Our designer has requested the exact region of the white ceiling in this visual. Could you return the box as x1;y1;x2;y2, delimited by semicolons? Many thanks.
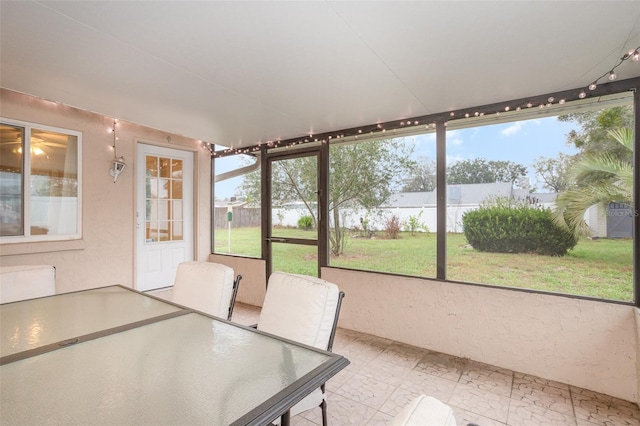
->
1;1;640;149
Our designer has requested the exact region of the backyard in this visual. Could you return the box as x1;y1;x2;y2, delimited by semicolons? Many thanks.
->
214;227;634;302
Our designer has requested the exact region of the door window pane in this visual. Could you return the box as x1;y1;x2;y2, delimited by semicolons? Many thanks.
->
145;155;184;243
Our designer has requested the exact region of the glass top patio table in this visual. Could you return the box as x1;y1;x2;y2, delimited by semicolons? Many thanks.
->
0;286;349;425
0;285;183;359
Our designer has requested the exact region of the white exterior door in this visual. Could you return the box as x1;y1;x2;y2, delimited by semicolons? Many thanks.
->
136;144;194;291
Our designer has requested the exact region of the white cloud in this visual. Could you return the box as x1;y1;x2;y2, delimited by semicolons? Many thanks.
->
446;130;464;146
501;121;525;136
449;137;463;146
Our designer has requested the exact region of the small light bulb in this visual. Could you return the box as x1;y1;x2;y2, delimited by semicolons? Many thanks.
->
579;91;587;99
527;102;533;108
608;71;617;81
465;113;469;118
559;99;566;104
504;106;510;112
588;82;597;90
548;97;554;103
633;50;640;61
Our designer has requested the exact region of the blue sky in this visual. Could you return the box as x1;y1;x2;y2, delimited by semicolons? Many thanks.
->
215;115;581;199
409;116;579;165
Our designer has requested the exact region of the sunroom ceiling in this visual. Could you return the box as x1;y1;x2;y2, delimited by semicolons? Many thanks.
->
1;1;639;149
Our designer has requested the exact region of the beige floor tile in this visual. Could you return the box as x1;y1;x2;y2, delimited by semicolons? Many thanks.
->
414;350;467;382
459;361;514;397
571;387;640;426
378;386;424;417
507;399;577;426
334;372;399;410
451;405;508;426
358;358;414;387
332;328;362;351
227;304;640;426
351;333;394;351
398;369;458;403
366;410;394;425
290;413;319;425
449;383;511;423
303;393;378;425
375;343;425;369
511;373;573;415
513;372;570;391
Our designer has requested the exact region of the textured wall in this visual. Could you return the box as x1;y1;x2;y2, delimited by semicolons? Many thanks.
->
636;308;640;406
321;267;637;404
209;254;266;307
0;89;212;292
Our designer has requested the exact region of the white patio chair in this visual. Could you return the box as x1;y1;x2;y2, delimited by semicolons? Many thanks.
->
0;265;56;304
171;261;241;320
390;394;458;426
256;272;345;426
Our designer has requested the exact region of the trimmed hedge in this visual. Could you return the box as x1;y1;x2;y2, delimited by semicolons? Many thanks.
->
462;205;577;256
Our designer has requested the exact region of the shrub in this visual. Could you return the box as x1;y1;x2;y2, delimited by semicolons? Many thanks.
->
384;215;402;239
462;204;577;256
404;211;429;235
297;215;313;231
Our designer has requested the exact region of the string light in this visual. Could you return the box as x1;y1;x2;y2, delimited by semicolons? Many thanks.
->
208;46;639;158
585;45;639;93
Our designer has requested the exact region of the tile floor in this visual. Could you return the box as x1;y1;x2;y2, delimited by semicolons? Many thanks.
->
151;289;640;426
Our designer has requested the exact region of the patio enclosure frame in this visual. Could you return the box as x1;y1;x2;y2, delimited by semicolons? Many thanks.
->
211;77;640;307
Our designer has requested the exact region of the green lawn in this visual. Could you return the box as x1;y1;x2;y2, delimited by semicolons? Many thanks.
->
214;227;634;301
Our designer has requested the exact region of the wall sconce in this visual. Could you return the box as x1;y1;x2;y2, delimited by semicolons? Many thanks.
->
109;120;126;183
110;156;126;183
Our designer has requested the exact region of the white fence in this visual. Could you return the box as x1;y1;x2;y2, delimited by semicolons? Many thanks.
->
271;202;606;235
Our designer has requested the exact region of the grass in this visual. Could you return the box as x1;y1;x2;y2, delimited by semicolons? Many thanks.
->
214;227;635;302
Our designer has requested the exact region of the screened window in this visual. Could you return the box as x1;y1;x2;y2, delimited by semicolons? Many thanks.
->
0;120;81;242
445;93;635;302
322;93;635;302
328;135;438;277
213;153;261;257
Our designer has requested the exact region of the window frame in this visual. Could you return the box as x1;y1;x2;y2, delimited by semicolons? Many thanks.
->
209;79;639;307
0;117;83;244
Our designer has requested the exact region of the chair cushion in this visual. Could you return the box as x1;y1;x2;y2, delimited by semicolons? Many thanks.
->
390;394;457;426
0;265;56;304
172;261;235;318
257;272;340;350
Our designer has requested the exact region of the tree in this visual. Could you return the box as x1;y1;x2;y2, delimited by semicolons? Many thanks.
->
558;106;633;186
402;157;436;192
532;153;575;192
240;139;415;257
447;158;527;185
329;140;415;255
559;106;633;158
553;128;634;238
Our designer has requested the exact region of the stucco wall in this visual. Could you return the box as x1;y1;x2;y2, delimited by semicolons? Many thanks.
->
0;89;212;293
209;254;266;307
636;308;640;406
321;267;637;404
